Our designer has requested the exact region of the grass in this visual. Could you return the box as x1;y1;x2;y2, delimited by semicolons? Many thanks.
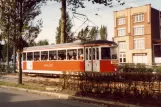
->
0;81;46;91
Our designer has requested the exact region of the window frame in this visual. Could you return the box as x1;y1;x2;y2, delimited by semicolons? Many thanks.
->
117;17;126;25
119;53;126;63
117;28;126;36
118;41;126;52
134;14;144;23
67;49;77;60
23;53;26;61
134;38;145;49
101;47;111;60
133;25;144;36
34;51;40;61
49;50;57;60
27;52;33;61
41;51;49;61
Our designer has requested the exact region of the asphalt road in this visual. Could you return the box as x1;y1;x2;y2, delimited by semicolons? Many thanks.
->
0;88;102;107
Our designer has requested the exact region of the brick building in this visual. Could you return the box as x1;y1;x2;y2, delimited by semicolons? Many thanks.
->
113;4;161;65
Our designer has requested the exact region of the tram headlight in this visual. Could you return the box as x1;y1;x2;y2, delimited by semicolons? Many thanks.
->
114;68;117;72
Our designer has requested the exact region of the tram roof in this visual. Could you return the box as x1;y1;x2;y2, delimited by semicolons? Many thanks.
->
23;40;117;51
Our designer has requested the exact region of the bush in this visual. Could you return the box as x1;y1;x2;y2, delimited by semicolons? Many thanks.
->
119;63;161;73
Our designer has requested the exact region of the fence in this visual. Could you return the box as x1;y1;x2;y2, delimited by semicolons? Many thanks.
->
60;72;161;106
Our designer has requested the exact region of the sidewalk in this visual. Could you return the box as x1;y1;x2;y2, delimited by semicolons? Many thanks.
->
0;85;141;107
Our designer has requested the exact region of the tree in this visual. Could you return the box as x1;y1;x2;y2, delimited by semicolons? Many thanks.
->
100;25;107;40
77;26;89;42
89;27;98;41
53;0;125;43
55;12;74;44
77;26;98;42
0;0;45;84
36;39;49;46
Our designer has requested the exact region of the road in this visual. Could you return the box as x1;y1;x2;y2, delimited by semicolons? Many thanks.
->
0;88;102;107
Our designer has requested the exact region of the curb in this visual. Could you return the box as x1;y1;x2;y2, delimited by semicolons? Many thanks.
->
0;85;141;107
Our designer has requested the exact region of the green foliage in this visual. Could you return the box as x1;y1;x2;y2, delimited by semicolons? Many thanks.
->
36;39;49;46
0;0;44;51
99;25;107;40
55;12;74;44
119;63;161;73
89;27;98;40
77;26;98;42
0;0;45;84
77;26;89;42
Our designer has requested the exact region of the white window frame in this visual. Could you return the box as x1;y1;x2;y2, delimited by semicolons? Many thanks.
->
118;41;126;52
118;28;126;36
134;38;145;49
134;25;144;36
134;14;144;23
118;17;125;25
133;53;147;64
119;53;126;63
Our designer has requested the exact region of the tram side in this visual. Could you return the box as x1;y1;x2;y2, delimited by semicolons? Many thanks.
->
18;40;118;75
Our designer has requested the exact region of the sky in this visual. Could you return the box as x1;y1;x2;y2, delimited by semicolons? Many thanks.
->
35;0;161;44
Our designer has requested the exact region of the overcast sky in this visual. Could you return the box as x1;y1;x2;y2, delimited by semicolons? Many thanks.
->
35;0;161;44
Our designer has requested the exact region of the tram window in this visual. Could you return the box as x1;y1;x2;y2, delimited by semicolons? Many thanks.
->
101;47;111;59
34;52;40;61
23;53;26;61
41;51;48;60
49;51;57;60
78;49;83;60
86;48;88;60
27;52;33;61
67;49;77;60
111;48;117;59
89;48;92;60
112;54;117;59
93;48;95;60
58;50;66;60
96;48;99;60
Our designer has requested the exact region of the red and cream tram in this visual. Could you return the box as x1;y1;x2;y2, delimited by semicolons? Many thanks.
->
21;40;118;75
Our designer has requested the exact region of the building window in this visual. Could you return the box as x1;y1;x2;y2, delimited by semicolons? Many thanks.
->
118;28;126;36
133;53;147;64
134;14;144;23
118;17;125;25
118;41;126;51
119;53;126;63
134;39;145;49
134;26;144;35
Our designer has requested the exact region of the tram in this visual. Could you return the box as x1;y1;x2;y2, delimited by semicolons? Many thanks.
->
20;40;118;75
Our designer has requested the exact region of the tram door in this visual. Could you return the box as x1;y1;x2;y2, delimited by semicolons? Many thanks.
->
85;47;100;72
